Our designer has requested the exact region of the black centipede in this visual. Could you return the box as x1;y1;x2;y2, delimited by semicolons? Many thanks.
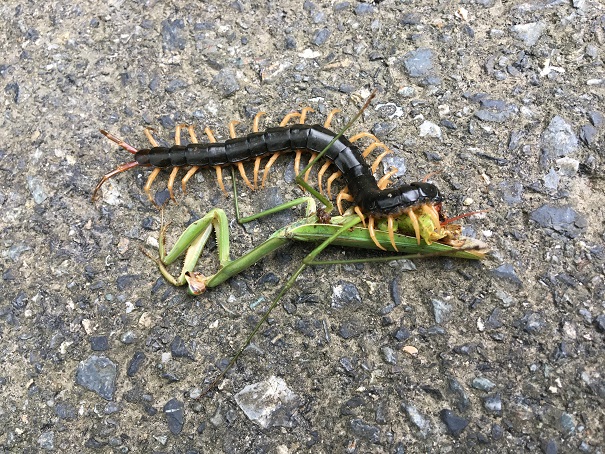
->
93;108;444;248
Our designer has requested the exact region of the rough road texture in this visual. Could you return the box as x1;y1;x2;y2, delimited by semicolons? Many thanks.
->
1;1;604;452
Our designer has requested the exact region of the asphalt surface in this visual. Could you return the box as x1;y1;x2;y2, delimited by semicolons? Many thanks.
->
0;0;604;452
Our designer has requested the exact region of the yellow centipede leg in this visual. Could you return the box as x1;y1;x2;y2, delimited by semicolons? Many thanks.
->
144;168;162;206
317;161;332;194
387;215;398;252
326;171;342;200
354;206;366;228
349;131;380;143
166;124;189;202
377;167;399;190
336;188;353;215
324;109;341;128
407;208;421;245
252;112;266;189
261;152;281;188
368;216;387;251
215;166;227;195
237;162;254;190
181;125;199;194
371;149;393;174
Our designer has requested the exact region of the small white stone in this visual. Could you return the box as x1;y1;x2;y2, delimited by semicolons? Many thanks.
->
418;121;442;139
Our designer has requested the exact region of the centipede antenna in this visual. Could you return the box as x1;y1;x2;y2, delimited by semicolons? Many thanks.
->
422;170;442;182
441;209;489;226
100;130;139;155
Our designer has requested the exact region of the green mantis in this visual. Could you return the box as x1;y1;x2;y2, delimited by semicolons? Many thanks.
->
140;94;488;393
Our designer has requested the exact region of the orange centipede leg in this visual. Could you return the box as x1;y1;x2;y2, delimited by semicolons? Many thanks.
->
304;152;318;183
252;112;266;189
228;120;240;139
280;112;301;127
349;131;380;143
299;107;314;124
294;150;302;177
368;216;387;251
237;162;254;190
166;123;189;202
407;208;421;245
317;161;332;194
181;124;200;194
144;168;162;206
371;149;393;174
377;167;399;190
360;142;385;159
261;152;281;188
229;120;254;190
387;215;398;252
326;171;342;199
142;128;161;206
354;206;366;227
215;166;227;195
324;109;341;128
336;188;353;215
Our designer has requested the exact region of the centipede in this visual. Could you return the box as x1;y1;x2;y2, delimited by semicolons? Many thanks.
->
93;107;444;250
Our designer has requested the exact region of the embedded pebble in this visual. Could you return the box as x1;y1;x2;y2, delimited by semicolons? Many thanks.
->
164;398;185;434
431;298;452;324
350;418;380;443
555;157;579;176
403;404;431;438
491;263;522;286
418;121;442;139
171;335;194;359
75;355;117;400
484;393;502;414
543;168;560;190
161;19;186;51
27;176;49;204
312;28;331;46
212;68;240;97
38;431;54;450
403;48;435;78
540;116;579;167
90;335;109;351
440;409;469;437
579;124;597;146
530;205;586;237
234;376;302;429
331;281;362;309
127;351;146;377
472;377;496;391
510;22;546;46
